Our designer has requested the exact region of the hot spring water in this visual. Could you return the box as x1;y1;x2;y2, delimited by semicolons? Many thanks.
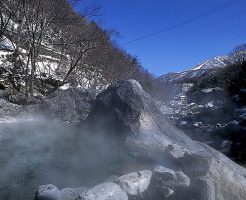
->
0;118;137;200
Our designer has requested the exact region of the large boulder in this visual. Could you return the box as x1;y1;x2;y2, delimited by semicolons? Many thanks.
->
88;79;201;151
40;88;96;121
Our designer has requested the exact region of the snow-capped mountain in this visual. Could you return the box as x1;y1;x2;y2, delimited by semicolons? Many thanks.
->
159;56;231;83
191;56;231;70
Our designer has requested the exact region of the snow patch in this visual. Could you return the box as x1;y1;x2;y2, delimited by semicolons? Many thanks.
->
202;87;223;93
60;83;70;90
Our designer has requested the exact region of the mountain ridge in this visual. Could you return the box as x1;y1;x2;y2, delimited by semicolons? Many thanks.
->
159;55;232;83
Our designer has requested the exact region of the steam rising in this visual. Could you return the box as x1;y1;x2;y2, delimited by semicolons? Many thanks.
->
0;117;135;200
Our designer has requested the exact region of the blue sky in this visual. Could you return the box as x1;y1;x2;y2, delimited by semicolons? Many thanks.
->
79;0;246;76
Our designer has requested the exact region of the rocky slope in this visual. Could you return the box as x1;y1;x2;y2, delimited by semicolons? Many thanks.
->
31;80;246;200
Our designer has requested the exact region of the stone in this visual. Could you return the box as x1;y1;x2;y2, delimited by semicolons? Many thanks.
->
34;184;61;200
181;151;212;177
166;144;186;159
40;88;96;121
159;186;174;198
174;171;190;187
80;182;128;200
153;166;190;188
60;187;87;200
153;165;175;175
116;170;152;195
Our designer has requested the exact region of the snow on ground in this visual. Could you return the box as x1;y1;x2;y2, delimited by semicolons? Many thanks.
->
202;87;223;93
60;83;70;90
0;37;108;92
205;101;214;108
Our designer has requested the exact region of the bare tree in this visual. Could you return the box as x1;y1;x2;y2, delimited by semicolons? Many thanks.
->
0;0;22;42
55;19;109;87
231;44;246;65
16;0;78;98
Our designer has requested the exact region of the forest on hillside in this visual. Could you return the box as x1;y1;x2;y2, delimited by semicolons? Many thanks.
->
0;0;154;104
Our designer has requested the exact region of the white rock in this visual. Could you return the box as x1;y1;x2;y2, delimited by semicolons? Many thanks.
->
35;184;61;200
116;170;152;195
60;187;87;200
153;166;190;188
154;165;175;175
80;182;128;200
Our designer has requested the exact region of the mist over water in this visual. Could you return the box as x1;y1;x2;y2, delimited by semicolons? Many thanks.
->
0;117;136;200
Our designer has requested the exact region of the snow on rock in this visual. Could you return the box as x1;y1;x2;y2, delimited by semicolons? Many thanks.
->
115;170;152;195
